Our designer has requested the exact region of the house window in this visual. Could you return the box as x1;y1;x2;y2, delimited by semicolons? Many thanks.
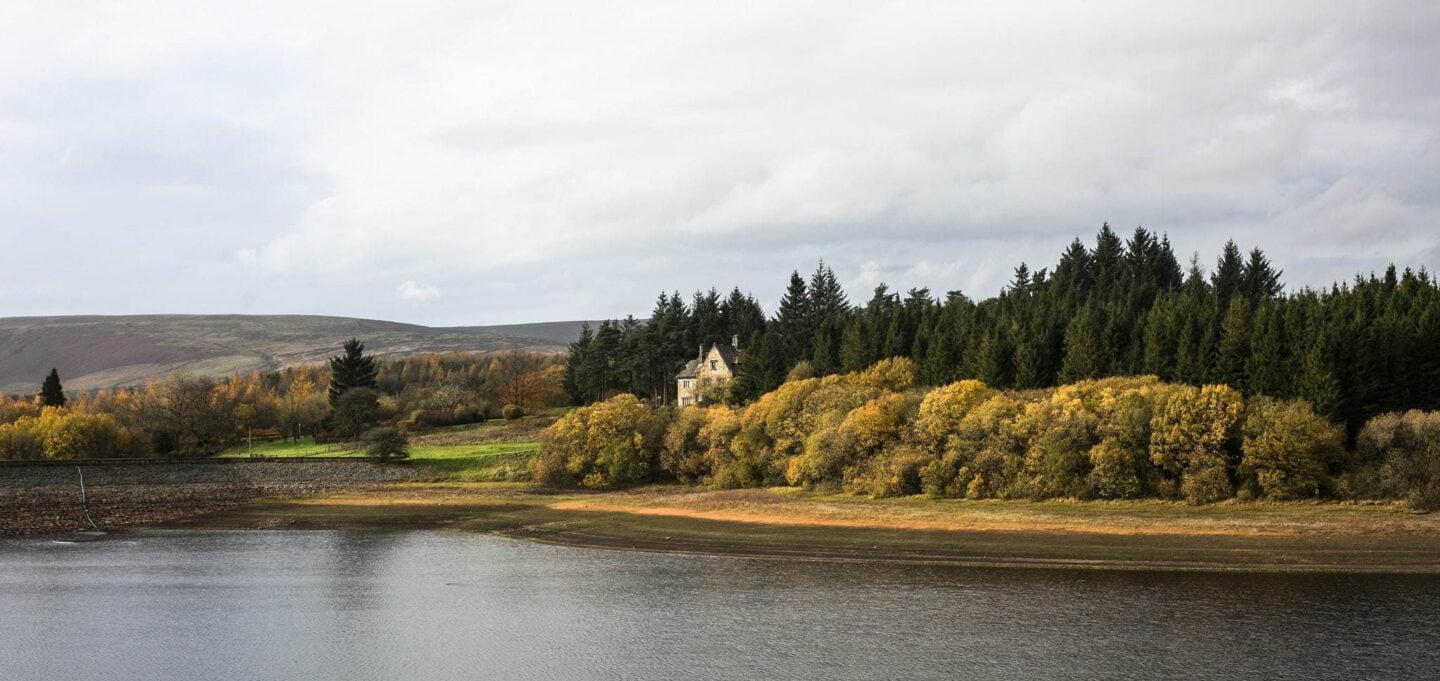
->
710;360;718;371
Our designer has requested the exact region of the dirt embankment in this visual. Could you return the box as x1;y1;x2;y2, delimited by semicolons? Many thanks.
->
179;485;1440;573
0;460;419;536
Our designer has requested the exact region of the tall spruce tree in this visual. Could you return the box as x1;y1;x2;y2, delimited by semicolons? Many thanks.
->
1059;304;1106;382
39;368;66;408
1215;297;1252;388
328;339;379;406
563;323;594;404
773;271;811;369
1211;240;1245;305
1240;247;1284;300
1297;338;1341;420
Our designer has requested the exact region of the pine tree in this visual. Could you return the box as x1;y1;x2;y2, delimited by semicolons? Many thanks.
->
811;320;840;374
39;368;66;408
1297;339;1341;420
690;288;723;346
328;339;379;406
1092;223;1125;290
718;287;766;344
1215;296;1252;389
563;323;593;404
838;319;868;373
1059;304;1106;382
1211;240;1244;305
732;328;785;399
774;271;811;368
1009;263;1033;295
1245;301;1289;396
808;260;850;319
1141;300;1177;379
1240;247;1284;300
976;329;1014;388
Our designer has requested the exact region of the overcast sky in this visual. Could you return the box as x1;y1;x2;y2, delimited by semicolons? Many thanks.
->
2;1;1437;326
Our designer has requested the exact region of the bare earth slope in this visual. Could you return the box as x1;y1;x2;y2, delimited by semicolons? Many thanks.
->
0;314;588;393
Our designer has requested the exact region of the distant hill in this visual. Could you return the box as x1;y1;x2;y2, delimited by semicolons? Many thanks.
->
0;315;590;394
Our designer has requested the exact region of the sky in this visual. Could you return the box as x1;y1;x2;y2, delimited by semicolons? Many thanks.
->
2;1;1437;326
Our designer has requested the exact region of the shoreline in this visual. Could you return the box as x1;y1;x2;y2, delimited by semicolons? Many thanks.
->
151;484;1440;574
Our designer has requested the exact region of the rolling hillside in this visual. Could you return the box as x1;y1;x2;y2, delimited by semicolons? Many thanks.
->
0;315;588;394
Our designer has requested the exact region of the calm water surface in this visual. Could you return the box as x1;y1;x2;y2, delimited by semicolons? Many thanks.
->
1;530;1437;680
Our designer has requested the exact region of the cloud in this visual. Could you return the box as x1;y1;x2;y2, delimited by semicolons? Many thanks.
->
397;280;441;303
0;1;1437;324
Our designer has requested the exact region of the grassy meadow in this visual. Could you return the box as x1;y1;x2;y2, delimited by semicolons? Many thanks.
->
221;419;542;482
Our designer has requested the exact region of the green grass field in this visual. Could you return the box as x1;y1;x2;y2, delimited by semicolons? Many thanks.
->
221;420;541;482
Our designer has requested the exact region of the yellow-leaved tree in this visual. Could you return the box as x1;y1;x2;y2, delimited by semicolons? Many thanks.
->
1149;384;1244;503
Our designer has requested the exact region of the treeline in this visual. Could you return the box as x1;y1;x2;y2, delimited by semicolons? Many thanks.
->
565;225;1440;436
0;349;566;460
536;359;1440;509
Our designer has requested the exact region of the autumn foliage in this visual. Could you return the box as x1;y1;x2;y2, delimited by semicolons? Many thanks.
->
531;358;1429;504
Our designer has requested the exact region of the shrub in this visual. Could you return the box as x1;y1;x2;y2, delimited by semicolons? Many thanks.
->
533;394;664;488
1088;439;1144;498
0;408;136;460
1016;397;1098;498
661;407;709;482
856;357;918;393
1238;398;1342;499
1358;410;1440;510
37;409;134;459
0;417;44;460
851;443;932;497
363;427;410;461
914;380;995;448
788;392;915;488
919;394;1026;498
502;404;525;420
1149;384;1243;503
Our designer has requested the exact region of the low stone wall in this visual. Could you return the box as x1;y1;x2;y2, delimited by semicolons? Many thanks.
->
0;459;420;536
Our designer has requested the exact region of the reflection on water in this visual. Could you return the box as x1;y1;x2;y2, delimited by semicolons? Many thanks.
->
1;530;1437;680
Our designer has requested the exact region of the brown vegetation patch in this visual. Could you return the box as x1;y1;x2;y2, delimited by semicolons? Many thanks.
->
546;487;1440;538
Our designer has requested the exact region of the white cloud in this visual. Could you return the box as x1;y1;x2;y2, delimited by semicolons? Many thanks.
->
397;280;441;303
0;1;1437;324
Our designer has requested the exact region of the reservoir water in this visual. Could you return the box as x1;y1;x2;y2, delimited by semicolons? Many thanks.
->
2;529;1437;680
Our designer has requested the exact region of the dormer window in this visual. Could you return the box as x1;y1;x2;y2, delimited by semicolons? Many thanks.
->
710;360;718;371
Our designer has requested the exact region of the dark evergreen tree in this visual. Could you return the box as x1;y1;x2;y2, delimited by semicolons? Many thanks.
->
1245;301;1289;396
1211;240;1245;305
773;271;812;369
1059;304;1106;382
1241;247;1284;300
1297;338;1341;421
718;288;767;345
327;339;379;406
808;260;851;319
40;368;66;408
563;323;594;404
1215;297;1252;388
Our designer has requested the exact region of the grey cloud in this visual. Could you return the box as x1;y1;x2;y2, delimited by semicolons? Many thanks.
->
0;1;1436;325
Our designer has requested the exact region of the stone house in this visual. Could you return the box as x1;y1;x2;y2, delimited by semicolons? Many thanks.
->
676;335;741;407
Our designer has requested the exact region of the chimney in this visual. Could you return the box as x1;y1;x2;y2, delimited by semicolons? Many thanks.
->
732;334;740;350
699;343;705;361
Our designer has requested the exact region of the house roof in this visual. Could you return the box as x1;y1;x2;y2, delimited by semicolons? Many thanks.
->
676;359;700;379
715;344;741;367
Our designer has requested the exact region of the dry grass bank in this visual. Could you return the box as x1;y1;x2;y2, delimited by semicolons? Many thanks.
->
171;484;1440;573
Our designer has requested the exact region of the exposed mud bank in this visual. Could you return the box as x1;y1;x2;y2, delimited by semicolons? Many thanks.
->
0;460;419;536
